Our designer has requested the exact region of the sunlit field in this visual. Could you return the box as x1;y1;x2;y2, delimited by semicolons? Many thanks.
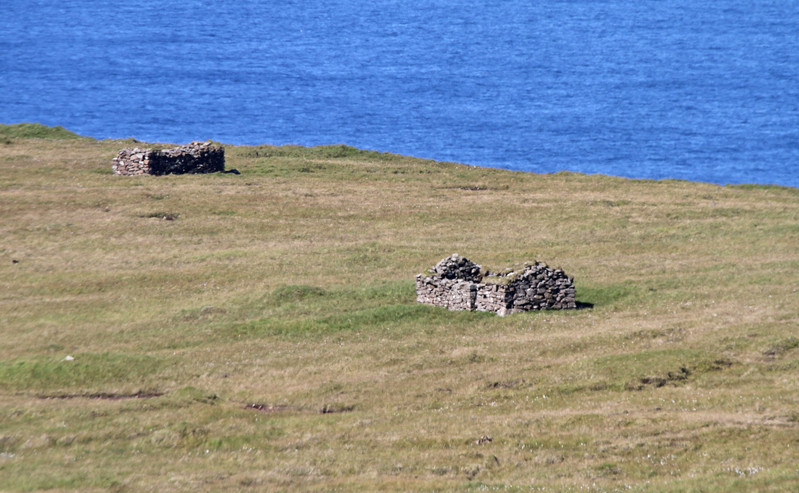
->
1;124;797;491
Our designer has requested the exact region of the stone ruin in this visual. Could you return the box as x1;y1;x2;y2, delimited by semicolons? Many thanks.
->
112;141;225;176
416;254;577;316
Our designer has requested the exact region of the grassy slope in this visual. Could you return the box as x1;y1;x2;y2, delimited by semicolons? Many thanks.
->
0;124;797;491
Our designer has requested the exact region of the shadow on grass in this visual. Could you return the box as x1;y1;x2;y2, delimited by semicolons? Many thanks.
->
575;282;639;310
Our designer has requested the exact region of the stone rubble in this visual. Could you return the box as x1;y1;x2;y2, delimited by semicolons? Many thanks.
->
112;141;225;176
430;254;483;281
416;254;577;316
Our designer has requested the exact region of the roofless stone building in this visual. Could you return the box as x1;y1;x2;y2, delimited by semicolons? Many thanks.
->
416;254;576;316
112;141;225;176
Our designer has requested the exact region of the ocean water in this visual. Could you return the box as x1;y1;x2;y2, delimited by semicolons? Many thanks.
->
2;0;798;186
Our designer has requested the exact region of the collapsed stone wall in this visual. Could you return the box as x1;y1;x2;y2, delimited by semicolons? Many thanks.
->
416;254;576;316
112;141;225;176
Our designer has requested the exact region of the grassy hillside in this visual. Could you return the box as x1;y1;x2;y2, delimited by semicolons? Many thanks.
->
1;123;797;491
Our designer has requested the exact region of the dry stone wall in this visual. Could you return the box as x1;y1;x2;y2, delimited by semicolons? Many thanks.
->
112;141;225;176
416;254;576;316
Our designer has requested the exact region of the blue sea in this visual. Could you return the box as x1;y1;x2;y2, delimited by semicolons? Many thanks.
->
2;1;798;186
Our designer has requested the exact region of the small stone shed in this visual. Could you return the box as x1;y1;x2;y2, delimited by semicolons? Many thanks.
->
112;141;225;176
416;254;577;316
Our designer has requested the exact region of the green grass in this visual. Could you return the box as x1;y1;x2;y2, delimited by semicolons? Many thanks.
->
0;123;86;140
1;125;798;491
0;353;165;392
